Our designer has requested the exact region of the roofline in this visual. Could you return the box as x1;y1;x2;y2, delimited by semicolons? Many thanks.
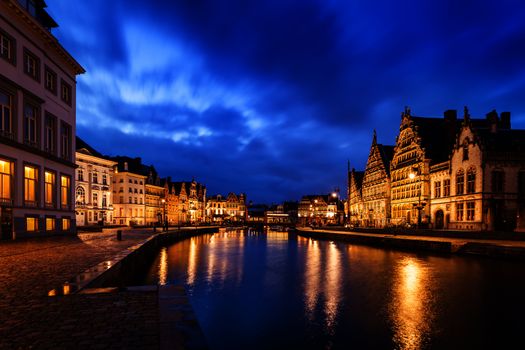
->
114;171;148;179
76;151;117;166
5;0;85;75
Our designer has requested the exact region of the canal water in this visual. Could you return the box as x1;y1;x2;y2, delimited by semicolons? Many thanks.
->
140;229;525;349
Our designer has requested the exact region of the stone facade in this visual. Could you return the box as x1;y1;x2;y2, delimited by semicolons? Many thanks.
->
298;194;339;226
163;178;206;225
348;106;525;231
347;169;364;226
206;193;246;223
361;131;393;227
111;158;147;226
75;137;116;226
0;0;84;239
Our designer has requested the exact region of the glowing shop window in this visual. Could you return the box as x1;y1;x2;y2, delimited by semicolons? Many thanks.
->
26;217;38;232
62;218;70;230
46;218;55;231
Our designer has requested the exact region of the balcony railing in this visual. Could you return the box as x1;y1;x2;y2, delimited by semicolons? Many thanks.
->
0;198;13;206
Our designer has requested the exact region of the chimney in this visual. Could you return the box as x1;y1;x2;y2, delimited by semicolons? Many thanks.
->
500;111;511;129
444;109;457;122
486;109;499;133
124;162;128;171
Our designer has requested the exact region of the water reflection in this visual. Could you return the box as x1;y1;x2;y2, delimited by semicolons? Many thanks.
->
324;242;341;332
304;238;321;320
158;247;168;285
390;257;434;350
187;238;198;286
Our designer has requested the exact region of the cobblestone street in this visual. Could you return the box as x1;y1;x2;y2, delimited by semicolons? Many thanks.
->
0;229;160;349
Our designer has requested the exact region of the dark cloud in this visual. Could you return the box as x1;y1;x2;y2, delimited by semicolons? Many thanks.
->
48;0;525;203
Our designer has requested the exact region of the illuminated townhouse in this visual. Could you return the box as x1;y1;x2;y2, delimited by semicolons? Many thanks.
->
163;178;206;225
0;0;84;238
111;157;147;226
75;137;116;226
347;169;364;227
206;192;246;223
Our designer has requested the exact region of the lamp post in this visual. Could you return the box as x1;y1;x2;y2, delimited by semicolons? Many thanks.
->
409;167;424;229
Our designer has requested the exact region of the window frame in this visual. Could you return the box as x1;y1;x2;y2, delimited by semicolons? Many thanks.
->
44;65;57;95
23;48;40;82
44;169;56;209
60;79;72;106
60;174;71;210
0;28;16;65
23;163;39;207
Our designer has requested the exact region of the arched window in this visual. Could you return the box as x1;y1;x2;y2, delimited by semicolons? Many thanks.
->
76;186;85;204
456;169;465;195
467;168;476;193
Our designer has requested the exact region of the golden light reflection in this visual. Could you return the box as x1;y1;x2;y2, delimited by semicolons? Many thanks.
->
158;247;168;285
324;241;341;332
62;283;70;295
390;257;434;350
187;238;197;286
304;239;321;320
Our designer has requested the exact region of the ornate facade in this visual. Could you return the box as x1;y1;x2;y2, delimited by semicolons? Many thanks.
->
206;193;246;223
348;106;525;231
163;178;206;225
361;131;393;227
347;169;364;226
75;137;116;226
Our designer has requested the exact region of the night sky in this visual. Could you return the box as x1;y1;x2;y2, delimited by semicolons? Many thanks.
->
47;0;525;203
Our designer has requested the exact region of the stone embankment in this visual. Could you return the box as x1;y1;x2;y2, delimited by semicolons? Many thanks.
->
296;227;525;259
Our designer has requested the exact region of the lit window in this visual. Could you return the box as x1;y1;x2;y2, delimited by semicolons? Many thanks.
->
456;170;465;195
467;168;476;194
76;186;85;205
24;165;37;206
77;168;84;181
92;193;98;207
62;218;70;231
0;90;13;139
46;217;55;231
26;217;38;232
61;175;70;209
456;202;464;221
44;171;55;208
443;179;450;197
0;159;12;203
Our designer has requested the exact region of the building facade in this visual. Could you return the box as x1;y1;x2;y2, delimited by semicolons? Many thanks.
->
75;137;116;226
349;106;525;231
347;169;364;227
0;0;84;238
163;178;206;225
206;193;246;223
111;158;146;226
361;131;394;227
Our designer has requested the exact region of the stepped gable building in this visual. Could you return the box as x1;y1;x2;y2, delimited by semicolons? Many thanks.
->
298;194;339;226
361;130;394;227
0;0;84;238
110;156;147;226
75;137;116;226
162;178;206;225
347;168;364;226
206;192;246;223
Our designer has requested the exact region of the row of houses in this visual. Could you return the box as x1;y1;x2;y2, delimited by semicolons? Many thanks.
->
0;0;246;238
346;107;525;231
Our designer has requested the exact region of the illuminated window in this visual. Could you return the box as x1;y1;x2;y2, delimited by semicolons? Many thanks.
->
23;103;39;147
76;186;85;205
77;168;84;181
26;217;38;232
92;171;98;184
62;218;70;231
434;181;441;198
0;159;13;203
23;49;39;81
102;174;107;185
0;90;13;139
466;202;475;221
44;171;55;208
102;194;107;207
0;29;15;64
61;175;70;209
44;66;57;94
24;165;37;206
92;192;98;207
46;217;55;231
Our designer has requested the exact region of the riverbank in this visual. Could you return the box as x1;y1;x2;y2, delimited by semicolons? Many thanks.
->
0;226;215;349
295;227;525;260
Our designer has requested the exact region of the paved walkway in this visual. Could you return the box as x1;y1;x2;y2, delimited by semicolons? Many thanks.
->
303;227;525;247
0;228;159;349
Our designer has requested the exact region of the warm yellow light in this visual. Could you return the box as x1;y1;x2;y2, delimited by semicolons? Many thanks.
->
409;172;416;180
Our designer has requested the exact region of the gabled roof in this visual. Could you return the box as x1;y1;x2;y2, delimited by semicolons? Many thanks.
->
377;144;394;175
351;170;364;190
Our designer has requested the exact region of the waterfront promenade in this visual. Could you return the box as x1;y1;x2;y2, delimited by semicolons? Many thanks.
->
297;227;525;258
0;228;160;349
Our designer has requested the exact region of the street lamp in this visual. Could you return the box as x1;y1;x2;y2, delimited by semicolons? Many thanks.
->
409;167;424;228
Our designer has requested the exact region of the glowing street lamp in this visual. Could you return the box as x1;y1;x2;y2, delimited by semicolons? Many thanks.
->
161;198;167;231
